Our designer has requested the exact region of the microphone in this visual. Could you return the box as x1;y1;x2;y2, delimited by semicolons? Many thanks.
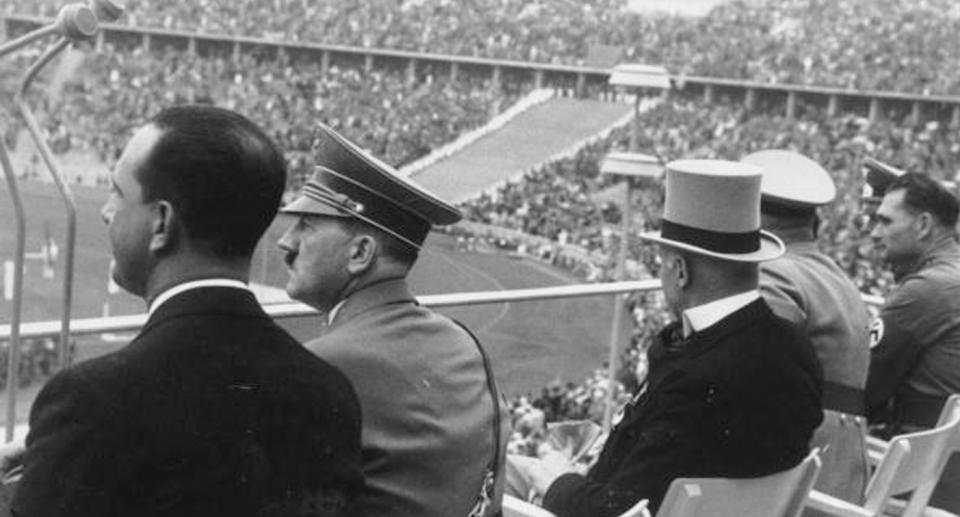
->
89;0;125;23
55;4;99;41
0;3;99;58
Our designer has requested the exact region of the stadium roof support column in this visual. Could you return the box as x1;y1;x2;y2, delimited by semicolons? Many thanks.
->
576;72;586;98
869;98;882;122
745;87;757;111
910;101;922;126
786;91;797;119
828;94;840;117
406;58;416;84
491;65;502;91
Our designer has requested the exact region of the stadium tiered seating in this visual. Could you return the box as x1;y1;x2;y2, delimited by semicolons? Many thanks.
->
9;0;960;93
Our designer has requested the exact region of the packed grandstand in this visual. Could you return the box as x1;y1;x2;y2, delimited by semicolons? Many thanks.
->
1;0;959;460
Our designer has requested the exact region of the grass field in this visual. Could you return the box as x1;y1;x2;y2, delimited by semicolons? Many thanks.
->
0;180;618;425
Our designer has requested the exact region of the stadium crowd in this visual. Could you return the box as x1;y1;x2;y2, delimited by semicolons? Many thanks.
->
1;0;960;512
7;0;960;93
1;46;517;189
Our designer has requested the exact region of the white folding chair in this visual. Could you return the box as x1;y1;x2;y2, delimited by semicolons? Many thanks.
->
866;394;960;466
808;411;960;517
503;495;648;517
652;449;821;517
503;449;820;517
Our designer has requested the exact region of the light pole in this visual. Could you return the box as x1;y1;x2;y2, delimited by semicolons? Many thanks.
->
599;64;669;432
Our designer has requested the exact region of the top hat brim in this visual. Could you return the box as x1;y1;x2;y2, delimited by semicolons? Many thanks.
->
639;229;785;262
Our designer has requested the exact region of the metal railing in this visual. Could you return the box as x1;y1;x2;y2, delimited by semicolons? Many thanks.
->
0;280;886;440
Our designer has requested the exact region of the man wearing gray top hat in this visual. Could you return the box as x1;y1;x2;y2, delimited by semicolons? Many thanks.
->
278;124;509;517
523;160;823;516
744;150;871;505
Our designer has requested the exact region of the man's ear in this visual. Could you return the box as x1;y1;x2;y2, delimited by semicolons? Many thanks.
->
675;254;690;290
148;200;177;254
915;212;934;240
346;233;377;275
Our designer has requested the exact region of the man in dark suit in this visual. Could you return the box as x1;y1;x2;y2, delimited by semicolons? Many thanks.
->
11;105;364;517
277;124;509;517
523;159;823;516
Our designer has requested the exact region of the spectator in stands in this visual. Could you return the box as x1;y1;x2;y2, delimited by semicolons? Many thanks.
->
517;159;823;516
866;172;960;512
277;124;509;517
745;149;870;504
12;105;364;516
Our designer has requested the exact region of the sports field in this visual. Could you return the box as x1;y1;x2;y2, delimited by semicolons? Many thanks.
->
0;180;618;424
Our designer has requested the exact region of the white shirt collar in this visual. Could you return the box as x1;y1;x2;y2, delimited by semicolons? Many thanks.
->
681;290;760;338
326;299;347;326
148;278;249;317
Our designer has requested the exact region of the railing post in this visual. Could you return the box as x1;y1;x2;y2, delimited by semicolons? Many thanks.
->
364;53;373;73
576;72;586;98
450;61;459;82
142;32;150;52
952;104;960;129
187;35;196;55
491;65;501;91
910;101;922;126
703;84;714;104
534;69;544;89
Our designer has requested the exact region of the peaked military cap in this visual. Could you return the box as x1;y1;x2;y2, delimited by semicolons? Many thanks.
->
282;124;462;249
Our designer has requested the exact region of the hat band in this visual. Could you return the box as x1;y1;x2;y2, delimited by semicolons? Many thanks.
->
301;175;429;250
760;199;816;219
660;219;760;254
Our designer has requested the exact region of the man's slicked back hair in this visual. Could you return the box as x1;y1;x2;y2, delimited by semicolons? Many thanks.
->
138;105;287;259
888;173;960;229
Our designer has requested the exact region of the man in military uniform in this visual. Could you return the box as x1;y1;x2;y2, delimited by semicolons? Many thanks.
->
743;150;870;504
518;160;823;516
277;124;509;517
867;172;960;512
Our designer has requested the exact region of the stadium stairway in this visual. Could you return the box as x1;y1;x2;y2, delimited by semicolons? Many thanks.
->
402;90;636;204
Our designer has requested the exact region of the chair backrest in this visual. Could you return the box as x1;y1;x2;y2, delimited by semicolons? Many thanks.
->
655;449;822;517
862;410;960;517
935;394;960;428
502;495;557;517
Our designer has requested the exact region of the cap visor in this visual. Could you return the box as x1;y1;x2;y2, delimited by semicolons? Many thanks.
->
280;195;351;217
